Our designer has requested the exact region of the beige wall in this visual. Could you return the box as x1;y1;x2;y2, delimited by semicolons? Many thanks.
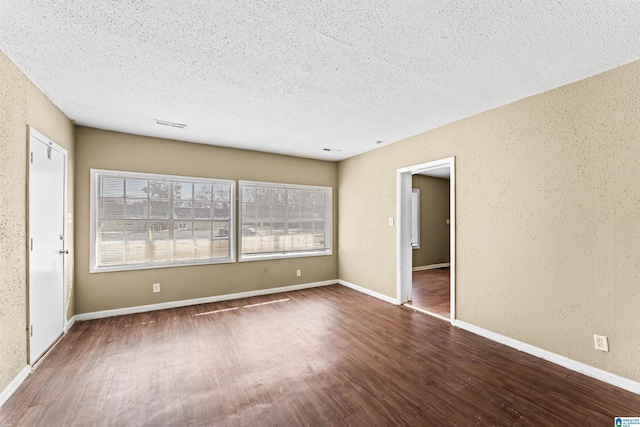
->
339;60;640;382
3;44;639;394
0;52;74;393
74;127;338;313
412;175;450;267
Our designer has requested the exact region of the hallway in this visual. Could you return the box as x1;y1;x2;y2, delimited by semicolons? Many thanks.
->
411;268;450;318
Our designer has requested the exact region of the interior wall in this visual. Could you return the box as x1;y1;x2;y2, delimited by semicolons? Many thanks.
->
338;60;640;382
74;127;338;314
411;175;450;268
0;52;74;393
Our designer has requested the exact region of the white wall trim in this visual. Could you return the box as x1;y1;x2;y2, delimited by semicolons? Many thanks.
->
64;316;76;333
455;320;640;395
74;280;336;322
412;262;451;272
0;365;31;409
397;156;456;324
338;280;399;305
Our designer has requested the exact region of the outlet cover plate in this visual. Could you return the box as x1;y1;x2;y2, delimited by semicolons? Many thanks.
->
593;334;609;352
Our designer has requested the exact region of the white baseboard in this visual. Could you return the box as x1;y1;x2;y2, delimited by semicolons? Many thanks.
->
338;280;399;305
64;316;76;333
0;365;31;409
454;320;640;395
74;280;336;322
412;262;450;272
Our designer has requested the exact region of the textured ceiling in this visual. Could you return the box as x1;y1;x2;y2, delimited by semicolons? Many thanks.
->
2;1;640;161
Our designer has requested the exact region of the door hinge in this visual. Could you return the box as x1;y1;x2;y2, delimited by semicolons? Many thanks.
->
30;152;33;164
29;325;33;337
47;146;52;160
30;238;33;251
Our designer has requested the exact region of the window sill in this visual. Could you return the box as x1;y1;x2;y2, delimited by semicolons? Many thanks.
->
239;250;332;262
90;257;235;273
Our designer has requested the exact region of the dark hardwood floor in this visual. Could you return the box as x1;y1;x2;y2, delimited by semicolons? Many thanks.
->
411;268;450;318
1;284;638;426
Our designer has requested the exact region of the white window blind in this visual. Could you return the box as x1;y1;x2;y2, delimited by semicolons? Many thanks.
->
411;188;420;248
91;169;235;272
239;181;332;260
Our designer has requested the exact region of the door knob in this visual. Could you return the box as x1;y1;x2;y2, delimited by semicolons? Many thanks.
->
60;249;69;254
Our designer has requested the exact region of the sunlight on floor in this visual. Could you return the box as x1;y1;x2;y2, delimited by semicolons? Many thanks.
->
195;298;290;316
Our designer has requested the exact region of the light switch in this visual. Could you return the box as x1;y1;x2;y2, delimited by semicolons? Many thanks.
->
389;217;394;226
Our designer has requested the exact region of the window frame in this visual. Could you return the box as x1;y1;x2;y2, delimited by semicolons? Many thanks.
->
90;169;236;273
238;180;333;262
411;188;420;249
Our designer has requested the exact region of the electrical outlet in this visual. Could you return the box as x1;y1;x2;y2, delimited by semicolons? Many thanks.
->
153;283;161;293
296;269;301;277
593;334;609;352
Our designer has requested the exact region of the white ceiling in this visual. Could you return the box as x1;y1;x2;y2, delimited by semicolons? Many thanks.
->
2;1;640;161
418;166;450;180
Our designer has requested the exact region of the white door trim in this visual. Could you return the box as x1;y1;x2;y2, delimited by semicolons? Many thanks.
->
28;126;68;364
397;157;456;324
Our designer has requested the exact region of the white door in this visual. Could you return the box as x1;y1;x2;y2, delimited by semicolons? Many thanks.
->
28;128;67;364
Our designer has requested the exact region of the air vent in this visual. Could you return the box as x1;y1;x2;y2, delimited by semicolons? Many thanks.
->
154;119;187;129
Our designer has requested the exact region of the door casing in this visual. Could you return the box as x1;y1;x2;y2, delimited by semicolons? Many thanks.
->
397;157;456;324
28;126;68;364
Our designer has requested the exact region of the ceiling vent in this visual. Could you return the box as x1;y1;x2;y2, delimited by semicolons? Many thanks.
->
154;119;187;129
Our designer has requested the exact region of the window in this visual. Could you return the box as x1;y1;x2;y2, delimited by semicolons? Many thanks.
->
91;169;235;272
411;188;420;248
239;181;332;260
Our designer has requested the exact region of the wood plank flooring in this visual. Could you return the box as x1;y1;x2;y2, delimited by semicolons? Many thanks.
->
1;284;638;426
411;268;450;318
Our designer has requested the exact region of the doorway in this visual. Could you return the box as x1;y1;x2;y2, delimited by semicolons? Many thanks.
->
28;127;68;364
397;157;455;323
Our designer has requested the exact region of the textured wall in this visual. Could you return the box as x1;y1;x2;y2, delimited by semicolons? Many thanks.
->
0;52;74;394
0;51;28;397
411;175;450;268
26;77;76;323
74;127;338;314
338;60;640;382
